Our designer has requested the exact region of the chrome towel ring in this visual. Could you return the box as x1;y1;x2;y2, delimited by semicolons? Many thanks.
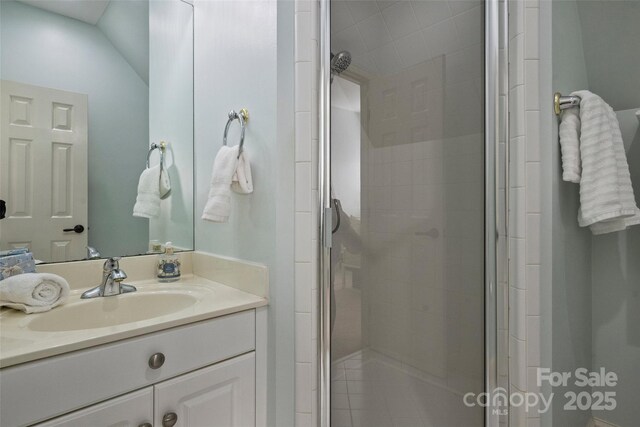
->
146;141;167;172
223;108;249;157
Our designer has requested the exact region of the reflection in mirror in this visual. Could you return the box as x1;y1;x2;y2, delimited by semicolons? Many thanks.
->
0;0;194;263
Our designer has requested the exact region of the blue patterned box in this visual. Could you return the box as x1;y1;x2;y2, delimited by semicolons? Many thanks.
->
0;250;36;280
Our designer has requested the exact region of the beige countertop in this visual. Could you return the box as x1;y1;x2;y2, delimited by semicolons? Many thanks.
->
0;275;267;368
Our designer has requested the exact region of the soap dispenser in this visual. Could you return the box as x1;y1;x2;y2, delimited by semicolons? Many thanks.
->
157;242;181;282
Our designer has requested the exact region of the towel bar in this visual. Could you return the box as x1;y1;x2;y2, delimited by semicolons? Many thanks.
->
554;92;581;115
223;108;249;158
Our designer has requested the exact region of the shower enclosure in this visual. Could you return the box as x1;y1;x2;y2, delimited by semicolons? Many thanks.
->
319;1;507;425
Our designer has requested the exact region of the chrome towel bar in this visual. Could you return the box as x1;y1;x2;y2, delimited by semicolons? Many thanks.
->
554;92;581;115
223;108;249;158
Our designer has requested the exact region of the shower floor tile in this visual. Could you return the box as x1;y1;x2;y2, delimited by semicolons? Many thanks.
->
331;350;483;427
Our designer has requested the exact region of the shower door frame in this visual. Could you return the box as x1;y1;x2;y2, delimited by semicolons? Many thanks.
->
318;0;504;426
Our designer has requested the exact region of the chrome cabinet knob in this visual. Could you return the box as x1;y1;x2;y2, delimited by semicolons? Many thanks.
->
138;423;152;427
148;352;165;369
162;412;178;427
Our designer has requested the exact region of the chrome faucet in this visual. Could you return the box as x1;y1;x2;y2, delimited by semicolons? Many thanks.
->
81;257;137;299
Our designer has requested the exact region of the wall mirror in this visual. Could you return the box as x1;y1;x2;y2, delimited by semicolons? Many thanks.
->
0;0;194;263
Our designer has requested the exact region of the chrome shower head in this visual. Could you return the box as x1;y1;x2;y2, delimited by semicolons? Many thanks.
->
330;51;351;81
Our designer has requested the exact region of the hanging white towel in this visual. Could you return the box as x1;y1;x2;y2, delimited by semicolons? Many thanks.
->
559;108;581;183
560;90;640;234
133;165;162;218
0;273;70;314
202;146;240;223
160;167;171;199
231;150;254;194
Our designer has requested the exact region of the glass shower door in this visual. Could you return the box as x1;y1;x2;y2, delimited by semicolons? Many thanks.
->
328;1;487;425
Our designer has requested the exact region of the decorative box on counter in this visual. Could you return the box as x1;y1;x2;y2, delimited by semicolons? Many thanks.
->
0;249;36;280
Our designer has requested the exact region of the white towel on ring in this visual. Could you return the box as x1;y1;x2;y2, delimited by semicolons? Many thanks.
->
133;165;161;218
202;146;240;223
231;150;253;194
560;90;640;234
0;273;70;313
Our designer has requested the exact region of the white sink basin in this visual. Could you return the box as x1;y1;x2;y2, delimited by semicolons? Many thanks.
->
27;291;198;332
0;276;267;368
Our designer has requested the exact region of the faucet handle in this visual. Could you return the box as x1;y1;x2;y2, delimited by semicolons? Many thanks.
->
103;257;122;271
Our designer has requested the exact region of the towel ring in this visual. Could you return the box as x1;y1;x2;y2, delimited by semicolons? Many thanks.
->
146;141;167;172
223;108;249;157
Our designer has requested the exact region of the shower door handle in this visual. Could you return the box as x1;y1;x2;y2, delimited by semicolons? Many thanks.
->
323;207;332;248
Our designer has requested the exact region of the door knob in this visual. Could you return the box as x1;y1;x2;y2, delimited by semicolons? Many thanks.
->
63;225;85;233
162;412;178;427
148;352;165;369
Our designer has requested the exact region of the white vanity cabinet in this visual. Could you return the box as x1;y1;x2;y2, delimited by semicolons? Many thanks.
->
154;352;255;427
37;352;255;427
35;388;154;427
0;310;261;427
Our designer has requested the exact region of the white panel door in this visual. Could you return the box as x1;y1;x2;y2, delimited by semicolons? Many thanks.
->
154;352;256;427
35;387;154;427
0;80;88;262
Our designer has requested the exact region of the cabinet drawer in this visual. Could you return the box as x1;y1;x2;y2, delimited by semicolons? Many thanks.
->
0;310;255;427
34;387;153;427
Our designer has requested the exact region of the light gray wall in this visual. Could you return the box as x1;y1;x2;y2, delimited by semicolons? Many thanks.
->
576;1;640;111
550;1;593;425
1;0;149;258
193;0;294;425
97;0;149;85
551;2;640;426
590;112;640;427
148;0;194;251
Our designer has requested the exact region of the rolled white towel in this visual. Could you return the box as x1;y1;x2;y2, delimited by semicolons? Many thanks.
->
133;165;162;218
0;273;70;314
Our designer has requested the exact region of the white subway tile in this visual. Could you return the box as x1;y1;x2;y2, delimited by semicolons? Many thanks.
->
509;34;524;87
296;112;312;161
526;162;540;213
296;262;312;313
526;214;540;265
296;312;312;362
296;412;312;427
296;162;312;212
524;8;539;59
510;336;527;391
510;238;526;290
525;111;540;162
295;62;312;112
510;86;525;137
296;212;312;262
526;265;540;315
526;316;540;367
524;60;539;110
296;363;313;413
295;12;312;62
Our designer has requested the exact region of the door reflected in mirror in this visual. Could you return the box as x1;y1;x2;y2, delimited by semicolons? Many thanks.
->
0;0;194;263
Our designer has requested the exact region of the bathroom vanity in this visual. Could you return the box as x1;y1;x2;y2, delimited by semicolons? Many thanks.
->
0;252;269;427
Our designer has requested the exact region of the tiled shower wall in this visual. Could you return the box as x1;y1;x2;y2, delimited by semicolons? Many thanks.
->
361;52;485;397
508;0;542;425
294;1;320;426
